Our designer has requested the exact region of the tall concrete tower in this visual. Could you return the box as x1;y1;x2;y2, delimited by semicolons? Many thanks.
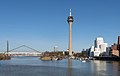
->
67;9;74;56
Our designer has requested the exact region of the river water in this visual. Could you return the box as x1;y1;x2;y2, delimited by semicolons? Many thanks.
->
0;56;120;76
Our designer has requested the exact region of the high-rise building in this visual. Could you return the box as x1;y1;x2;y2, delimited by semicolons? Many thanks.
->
67;9;74;56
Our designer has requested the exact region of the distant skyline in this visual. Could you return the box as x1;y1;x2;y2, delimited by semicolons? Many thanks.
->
0;0;120;52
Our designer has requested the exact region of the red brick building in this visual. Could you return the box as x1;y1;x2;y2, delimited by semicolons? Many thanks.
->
111;36;120;57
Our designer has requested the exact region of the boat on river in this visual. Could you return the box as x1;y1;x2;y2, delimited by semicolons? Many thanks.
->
81;60;86;63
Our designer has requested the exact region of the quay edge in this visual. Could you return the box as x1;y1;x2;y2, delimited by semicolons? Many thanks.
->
94;56;120;61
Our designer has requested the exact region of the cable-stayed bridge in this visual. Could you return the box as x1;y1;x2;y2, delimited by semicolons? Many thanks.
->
3;45;42;56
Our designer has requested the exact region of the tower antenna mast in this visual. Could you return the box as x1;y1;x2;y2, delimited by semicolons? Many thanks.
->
70;9;72;16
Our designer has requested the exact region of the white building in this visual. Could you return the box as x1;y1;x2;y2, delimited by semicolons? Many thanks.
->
99;43;108;53
94;51;101;56
94;37;104;48
94;48;100;56
90;37;108;56
90;46;94;56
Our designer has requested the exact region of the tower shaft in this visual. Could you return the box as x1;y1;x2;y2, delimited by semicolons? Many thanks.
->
69;22;73;56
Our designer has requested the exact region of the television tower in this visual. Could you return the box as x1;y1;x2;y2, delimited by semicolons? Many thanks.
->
67;9;74;56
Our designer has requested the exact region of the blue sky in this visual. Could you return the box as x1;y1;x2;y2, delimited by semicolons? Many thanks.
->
0;0;120;52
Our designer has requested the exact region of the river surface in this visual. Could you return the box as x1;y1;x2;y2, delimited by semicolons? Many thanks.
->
0;56;120;76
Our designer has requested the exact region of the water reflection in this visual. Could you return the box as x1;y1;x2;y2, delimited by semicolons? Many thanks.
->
93;61;107;76
68;59;72;76
91;60;120;76
112;61;120;76
94;61;106;71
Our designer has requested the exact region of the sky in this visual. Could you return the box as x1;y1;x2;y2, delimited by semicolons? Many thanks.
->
0;0;120;52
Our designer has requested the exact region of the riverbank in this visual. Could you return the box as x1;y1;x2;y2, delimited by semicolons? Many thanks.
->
0;54;11;60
